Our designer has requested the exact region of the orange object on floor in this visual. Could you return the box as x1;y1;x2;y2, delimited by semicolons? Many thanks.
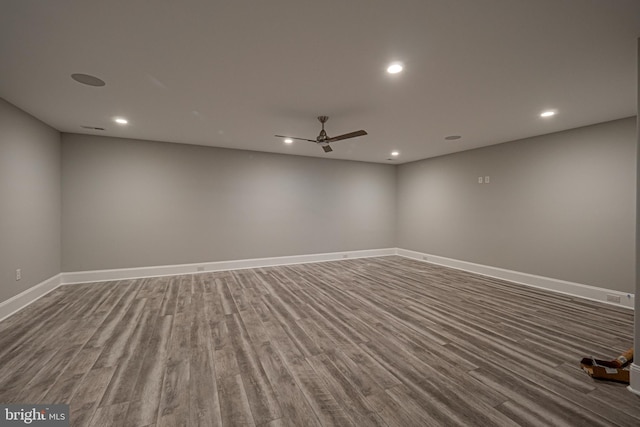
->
580;348;633;384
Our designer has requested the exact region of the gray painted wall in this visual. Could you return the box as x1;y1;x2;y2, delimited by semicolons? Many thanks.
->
397;117;637;293
1;93;635;299
62;134;397;271
0;98;61;303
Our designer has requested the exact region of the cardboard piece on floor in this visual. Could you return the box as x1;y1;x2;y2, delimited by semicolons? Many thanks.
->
580;357;630;384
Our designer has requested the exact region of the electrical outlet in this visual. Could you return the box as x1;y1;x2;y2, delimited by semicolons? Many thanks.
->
606;294;621;304
478;176;483;184
16;269;21;281
484;176;490;183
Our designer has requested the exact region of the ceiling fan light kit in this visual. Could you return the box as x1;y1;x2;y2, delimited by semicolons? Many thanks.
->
275;116;367;153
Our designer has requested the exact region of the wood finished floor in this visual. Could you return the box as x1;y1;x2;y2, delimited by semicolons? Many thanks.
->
0;256;638;426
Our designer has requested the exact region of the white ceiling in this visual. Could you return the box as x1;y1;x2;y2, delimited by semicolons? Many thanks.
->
1;1;639;164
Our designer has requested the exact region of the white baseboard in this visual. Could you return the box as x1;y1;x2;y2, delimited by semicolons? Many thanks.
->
0;274;62;322
1;249;394;320
396;248;635;309
2;247;633;324
61;248;396;285
628;363;640;396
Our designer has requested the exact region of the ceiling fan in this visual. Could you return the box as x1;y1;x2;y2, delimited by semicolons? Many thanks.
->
275;116;367;153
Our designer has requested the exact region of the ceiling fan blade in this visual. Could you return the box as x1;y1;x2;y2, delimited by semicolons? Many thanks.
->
274;135;317;143
326;130;368;143
322;145;333;153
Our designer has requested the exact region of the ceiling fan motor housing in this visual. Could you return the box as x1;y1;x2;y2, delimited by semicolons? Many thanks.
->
317;116;329;142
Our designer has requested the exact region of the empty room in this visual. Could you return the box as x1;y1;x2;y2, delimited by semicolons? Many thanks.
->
1;1;640;426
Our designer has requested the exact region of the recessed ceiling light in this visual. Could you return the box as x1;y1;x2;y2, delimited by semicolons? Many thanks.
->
540;110;556;118
391;151;399;156
387;63;403;74
114;117;128;125
284;138;293;144
71;73;106;87
445;135;462;141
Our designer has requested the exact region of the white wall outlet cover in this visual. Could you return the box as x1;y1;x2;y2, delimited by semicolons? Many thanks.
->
478;177;483;184
485;176;490;183
606;294;622;303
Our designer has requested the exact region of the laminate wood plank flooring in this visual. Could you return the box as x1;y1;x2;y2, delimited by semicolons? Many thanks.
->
0;256;638;426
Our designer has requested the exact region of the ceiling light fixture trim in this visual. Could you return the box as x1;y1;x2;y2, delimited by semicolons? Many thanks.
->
386;62;404;74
